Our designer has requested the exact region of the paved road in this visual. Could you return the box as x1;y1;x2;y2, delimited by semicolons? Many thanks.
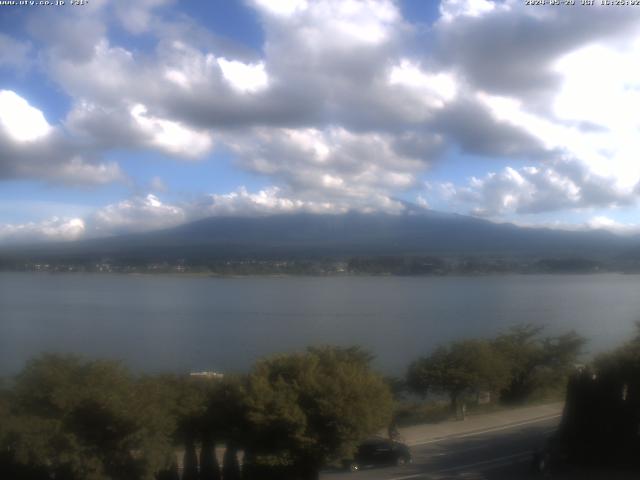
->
322;415;559;480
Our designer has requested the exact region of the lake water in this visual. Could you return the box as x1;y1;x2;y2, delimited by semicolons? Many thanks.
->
1;272;638;376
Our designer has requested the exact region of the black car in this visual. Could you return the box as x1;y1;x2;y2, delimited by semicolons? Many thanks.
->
343;437;412;472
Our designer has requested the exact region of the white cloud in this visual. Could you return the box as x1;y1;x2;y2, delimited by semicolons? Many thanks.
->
19;0;450;190
195;186;340;217
54;158;125;186
445;162;636;217
7;0;640;227
217;58;269;93
130;104;213;158
49;40;143;105
0;90;126;185
253;0;399;45
416;195;429;208
90;194;186;234
439;0;501;23
586;216;640;235
227;127;427;203
0;217;85;244
251;0;308;17
509;215;640;236
27;6;107;63
0;90;51;142
432;2;640;215
0;185;407;243
389;60;458;110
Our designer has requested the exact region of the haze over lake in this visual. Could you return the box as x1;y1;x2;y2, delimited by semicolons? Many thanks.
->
1;272;638;377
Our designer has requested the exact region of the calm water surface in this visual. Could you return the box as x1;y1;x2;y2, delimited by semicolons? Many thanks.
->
1;272;638;376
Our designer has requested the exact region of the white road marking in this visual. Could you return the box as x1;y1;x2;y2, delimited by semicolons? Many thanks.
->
410;414;561;446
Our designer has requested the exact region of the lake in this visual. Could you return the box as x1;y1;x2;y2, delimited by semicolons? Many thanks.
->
1;272;638;376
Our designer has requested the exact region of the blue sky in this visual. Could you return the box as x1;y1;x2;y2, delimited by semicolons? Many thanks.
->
1;0;640;242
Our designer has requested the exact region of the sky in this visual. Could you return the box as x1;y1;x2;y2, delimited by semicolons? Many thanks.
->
1;0;640;244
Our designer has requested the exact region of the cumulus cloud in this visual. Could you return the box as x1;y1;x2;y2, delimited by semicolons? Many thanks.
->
585;216;640;235
434;1;640;100
217;58;269;93
427;2;640;219
4;0;640;230
193;187;338;217
389;59;458;109
0;196;184;244
129;104;213;158
439;0;501;23
0;184;407;244
194;186;405;217
27;3;107;63
509;216;640;236
53;158;125;186
0;217;85;244
226;127;432;205
41;0;635;215
445;161;636;217
84;186;405;240
0;90;125;185
90;194;187;235
0;90;52;142
0;0;457;204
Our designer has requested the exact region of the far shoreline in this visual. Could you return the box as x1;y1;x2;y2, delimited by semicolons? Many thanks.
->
2;269;639;278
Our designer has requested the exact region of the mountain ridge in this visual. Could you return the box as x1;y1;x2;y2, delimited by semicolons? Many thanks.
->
1;210;638;264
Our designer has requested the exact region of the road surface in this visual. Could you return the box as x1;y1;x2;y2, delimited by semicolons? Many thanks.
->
322;406;640;480
322;414;559;480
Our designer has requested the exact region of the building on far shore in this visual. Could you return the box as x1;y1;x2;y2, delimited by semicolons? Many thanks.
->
189;371;224;380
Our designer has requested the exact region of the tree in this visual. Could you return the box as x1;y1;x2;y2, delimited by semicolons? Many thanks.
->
221;442;242;480
407;339;510;410
493;325;586;403
140;373;217;480
199;436;221;480
155;462;180;480
182;439;199;480
0;355;177;480
594;321;640;387
203;376;248;445
242;346;393;480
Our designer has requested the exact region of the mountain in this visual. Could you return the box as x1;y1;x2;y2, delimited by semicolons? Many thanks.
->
2;211;639;265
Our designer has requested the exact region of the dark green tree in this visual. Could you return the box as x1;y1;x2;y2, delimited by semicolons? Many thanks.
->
182;438;199;480
594;321;640;385
145;374;216;480
242;346;393;479
0;355;177;480
199;436;221;480
203;376;247;443
221;442;242;480
155;462;180;480
407;339;510;410
493;325;586;403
